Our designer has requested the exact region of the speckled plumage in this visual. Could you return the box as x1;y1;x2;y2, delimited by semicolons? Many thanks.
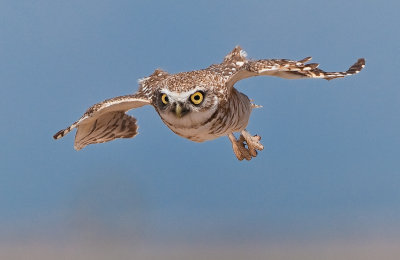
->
54;46;365;160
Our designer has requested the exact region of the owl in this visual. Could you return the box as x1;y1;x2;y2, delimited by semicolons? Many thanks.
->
53;46;365;160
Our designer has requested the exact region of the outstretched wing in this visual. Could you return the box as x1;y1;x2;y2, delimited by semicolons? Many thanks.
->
53;95;151;150
222;46;365;90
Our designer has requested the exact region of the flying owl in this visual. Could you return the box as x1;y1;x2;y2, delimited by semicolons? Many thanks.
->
53;46;365;160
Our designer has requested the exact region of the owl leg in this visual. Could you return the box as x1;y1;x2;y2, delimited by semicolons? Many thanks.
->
228;134;251;161
241;130;264;158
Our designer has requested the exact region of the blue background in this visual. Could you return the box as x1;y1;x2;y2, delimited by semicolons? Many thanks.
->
1;0;399;258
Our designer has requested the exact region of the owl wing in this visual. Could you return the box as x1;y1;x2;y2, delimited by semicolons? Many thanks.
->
222;46;365;90
53;95;152;150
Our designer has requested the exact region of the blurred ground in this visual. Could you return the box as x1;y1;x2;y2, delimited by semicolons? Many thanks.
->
2;238;400;260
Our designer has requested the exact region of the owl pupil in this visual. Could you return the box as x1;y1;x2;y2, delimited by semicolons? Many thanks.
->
194;95;200;100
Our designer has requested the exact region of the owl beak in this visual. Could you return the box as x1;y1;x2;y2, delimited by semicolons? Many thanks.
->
174;102;188;118
175;103;183;118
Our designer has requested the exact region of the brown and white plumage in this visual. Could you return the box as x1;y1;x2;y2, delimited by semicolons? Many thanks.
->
54;46;365;160
53;95;150;150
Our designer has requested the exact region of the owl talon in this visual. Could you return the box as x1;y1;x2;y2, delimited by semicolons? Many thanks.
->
228;132;264;161
241;130;264;159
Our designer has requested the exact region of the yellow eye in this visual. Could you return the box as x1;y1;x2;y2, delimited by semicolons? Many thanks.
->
161;93;169;104
190;91;204;105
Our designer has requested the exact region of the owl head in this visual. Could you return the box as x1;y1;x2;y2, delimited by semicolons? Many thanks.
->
154;86;219;128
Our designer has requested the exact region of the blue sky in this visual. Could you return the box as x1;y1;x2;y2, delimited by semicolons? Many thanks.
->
1;0;399;246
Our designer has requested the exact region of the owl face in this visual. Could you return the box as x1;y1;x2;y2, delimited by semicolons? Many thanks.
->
155;87;218;127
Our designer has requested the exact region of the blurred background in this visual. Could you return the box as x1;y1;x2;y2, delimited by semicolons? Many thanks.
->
1;0;399;259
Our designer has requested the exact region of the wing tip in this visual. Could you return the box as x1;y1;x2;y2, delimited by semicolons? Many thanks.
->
53;128;70;140
346;58;366;75
53;121;78;140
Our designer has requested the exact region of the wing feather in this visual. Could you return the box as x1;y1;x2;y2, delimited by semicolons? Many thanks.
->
53;94;151;150
224;46;365;89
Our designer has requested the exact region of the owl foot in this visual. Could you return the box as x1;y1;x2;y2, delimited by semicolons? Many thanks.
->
228;131;264;161
241;130;264;158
